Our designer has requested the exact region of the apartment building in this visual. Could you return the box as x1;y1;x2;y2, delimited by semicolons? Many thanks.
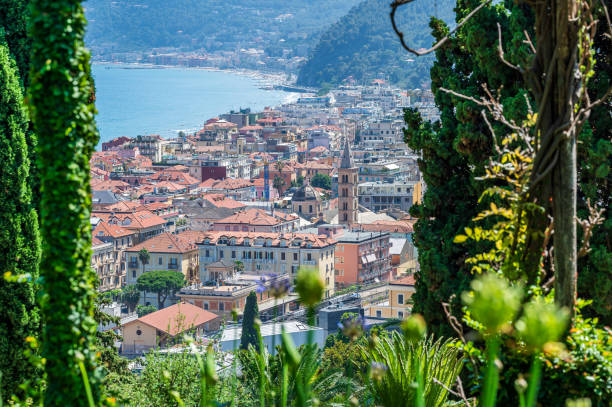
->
197;231;336;298
357;181;418;212
125;231;203;307
92;221;137;289
334;232;391;288
92;237;119;291
364;275;415;319
212;208;299;233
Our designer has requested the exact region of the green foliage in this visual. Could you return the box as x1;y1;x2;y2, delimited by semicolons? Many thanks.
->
121;284;140;313
310;173;331;190
361;333;463;407
136;270;185;309
28;0;101;403
0;0;30;85
405;0;530;337
273;174;285;196
136;305;157;317
85;0;360;58
577;0;612;325
0;37;41;402
240;291;260;351
297;0;455;88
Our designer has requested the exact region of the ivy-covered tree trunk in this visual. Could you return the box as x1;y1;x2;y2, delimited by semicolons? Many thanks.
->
28;0;101;404
0;38;40;403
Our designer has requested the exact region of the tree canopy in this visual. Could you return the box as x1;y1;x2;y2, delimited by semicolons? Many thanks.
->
311;173;332;190
136;270;185;309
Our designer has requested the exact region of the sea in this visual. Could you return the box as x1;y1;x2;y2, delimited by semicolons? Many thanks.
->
92;64;295;147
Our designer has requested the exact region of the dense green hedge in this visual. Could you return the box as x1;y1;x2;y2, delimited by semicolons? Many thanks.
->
0;36;41;402
29;0;101;404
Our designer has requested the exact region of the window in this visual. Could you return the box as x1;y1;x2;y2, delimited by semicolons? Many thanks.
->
281;252;286;260
309;205;313;213
204;303;209;310
293;253;298;261
398;311;404;319
205;249;210;257
132;270;136;278
307;253;312;261
219;302;225;311
232;251;236;259
219;250;224;258
376;310;382;318
158;257;162;265
398;294;404;305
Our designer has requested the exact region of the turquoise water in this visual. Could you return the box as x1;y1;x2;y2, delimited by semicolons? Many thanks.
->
92;64;291;145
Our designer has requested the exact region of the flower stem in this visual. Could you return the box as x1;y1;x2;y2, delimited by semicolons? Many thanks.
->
525;355;543;407
481;337;501;407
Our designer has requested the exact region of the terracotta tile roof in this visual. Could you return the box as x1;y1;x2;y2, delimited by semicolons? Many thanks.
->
126;232;199;254
240;125;264;131
149;170;199;185
216;209;284;226
202;194;246;209
309;146;329;153
390;275;416;286
128;210;167;228
93;221;135;239
91;179;130;192
92;237;107;247
134;302;219;336
106;201;142;212
359;220;414;234
199;231;336;248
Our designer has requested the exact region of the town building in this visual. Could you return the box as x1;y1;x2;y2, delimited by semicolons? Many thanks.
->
338;140;358;226
357;181;419;212
334;231;391;287
125;232;203;307
121;302;219;354
92;221;137;289
212;208;299;233
363;275;415;319
197;231;336;298
92;237;119;291
291;182;324;220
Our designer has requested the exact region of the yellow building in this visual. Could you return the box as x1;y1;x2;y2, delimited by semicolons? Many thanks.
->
364;275;415;319
125;231;204;307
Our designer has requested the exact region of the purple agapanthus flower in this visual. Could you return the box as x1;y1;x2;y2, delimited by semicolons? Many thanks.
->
339;314;365;341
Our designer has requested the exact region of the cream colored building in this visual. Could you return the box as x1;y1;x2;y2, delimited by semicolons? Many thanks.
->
125;231;204;308
364;275;415;319
198;231;336;298
92;237;119;291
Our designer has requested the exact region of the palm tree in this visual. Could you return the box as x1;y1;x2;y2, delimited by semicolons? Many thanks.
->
138;249;150;304
121;285;140;313
273;175;286;197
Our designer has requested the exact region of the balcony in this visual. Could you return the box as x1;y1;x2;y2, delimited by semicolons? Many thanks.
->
128;261;138;268
302;260;316;266
168;263;179;270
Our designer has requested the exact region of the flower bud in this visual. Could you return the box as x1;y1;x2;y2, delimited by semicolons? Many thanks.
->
401;314;426;343
295;267;324;307
515;299;569;352
462;273;523;335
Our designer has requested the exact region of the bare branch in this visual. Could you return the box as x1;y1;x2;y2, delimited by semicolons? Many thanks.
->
577;198;605;258
438;87;485;106
390;0;492;56
497;22;524;72
523;30;537;54
432;377;473;407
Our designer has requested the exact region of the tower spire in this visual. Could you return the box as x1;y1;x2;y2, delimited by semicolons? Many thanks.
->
340;137;354;169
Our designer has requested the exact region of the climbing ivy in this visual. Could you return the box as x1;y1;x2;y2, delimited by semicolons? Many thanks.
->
0;37;41;403
28;0;101;404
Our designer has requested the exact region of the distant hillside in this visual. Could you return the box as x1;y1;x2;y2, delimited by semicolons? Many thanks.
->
297;0;455;88
85;0;361;57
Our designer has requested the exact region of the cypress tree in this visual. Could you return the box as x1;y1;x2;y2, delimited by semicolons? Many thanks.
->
28;0;101;403
405;0;530;336
240;291;260;351
0;0;41;209
0;37;40;402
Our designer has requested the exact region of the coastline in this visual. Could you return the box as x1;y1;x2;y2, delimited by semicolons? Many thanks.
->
92;61;293;89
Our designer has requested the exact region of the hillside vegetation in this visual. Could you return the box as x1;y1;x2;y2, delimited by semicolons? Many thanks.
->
85;0;360;57
297;0;455;88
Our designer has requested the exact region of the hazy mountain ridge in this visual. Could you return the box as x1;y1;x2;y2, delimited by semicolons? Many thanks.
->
297;0;456;88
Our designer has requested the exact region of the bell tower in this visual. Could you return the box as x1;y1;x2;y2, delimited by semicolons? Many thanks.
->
338;139;358;226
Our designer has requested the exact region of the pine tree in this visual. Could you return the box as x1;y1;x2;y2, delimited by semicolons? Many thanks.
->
0;37;40;402
240;291;260;351
28;0;101;403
